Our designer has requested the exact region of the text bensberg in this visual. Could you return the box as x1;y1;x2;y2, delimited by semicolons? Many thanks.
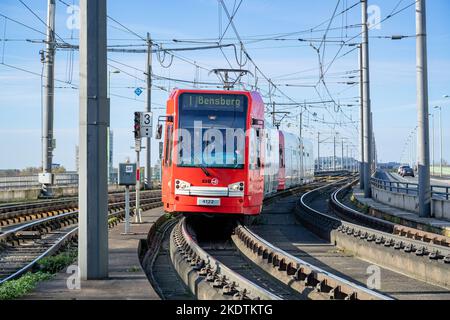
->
189;95;242;107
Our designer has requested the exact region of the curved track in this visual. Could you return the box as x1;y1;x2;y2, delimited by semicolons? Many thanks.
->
296;179;450;299
169;177;399;300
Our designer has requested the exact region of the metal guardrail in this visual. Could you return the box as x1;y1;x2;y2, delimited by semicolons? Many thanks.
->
0;173;79;190
331;180;450;247
371;177;450;200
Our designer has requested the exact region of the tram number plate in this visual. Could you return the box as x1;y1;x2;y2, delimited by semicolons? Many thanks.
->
197;198;220;206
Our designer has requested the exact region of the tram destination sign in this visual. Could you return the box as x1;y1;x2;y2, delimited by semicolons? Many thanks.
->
181;93;247;111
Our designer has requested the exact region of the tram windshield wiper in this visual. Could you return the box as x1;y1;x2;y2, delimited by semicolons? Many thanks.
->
199;165;211;177
194;154;211;177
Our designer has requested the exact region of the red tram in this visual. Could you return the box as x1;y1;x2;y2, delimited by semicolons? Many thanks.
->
159;89;314;216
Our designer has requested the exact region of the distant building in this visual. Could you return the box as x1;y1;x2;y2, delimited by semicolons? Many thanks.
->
315;156;359;171
51;163;61;170
378;162;400;170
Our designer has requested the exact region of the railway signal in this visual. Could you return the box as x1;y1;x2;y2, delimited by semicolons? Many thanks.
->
134;111;141;139
134;111;153;139
133;111;153;223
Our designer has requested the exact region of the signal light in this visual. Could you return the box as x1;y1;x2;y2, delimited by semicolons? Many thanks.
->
134;112;141;139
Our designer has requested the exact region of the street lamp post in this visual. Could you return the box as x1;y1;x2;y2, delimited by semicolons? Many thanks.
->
435;106;443;177
108;70;120;98
107;70;120;185
430;113;435;176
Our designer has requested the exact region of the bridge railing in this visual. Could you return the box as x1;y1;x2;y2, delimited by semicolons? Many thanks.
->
0;173;79;190
370;177;450;201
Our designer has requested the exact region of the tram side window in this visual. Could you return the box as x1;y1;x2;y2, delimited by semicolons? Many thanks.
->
279;146;285;168
164;124;174;167
256;129;262;168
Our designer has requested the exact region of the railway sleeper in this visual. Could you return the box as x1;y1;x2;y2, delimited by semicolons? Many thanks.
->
329;286;348;300
315;279;333;294
213;275;226;288
222;282;238;295
14;230;41;240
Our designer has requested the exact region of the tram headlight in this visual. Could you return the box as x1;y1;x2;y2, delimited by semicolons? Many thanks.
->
228;182;244;193
175;179;191;190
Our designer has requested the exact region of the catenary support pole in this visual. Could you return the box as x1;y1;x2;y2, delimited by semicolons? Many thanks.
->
362;0;372;198
41;0;56;197
333;135;337;171
299;107;303;179
416;0;431;217
145;33;152;190
78;0;109;280
317;132;320;172
359;44;364;189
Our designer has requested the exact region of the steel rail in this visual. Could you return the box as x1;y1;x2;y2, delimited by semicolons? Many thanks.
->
0;189;161;213
0;211;77;241
331;181;450;249
0;195;162;241
0;227;78;285
172;217;282;300
0;197;159;234
0;191;161;229
233;222;392;300
300;182;450;263
0;196;163;284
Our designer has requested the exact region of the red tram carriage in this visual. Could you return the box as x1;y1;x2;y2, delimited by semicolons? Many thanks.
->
159;89;314;216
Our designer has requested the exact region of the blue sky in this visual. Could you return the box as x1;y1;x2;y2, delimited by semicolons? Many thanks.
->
0;0;449;170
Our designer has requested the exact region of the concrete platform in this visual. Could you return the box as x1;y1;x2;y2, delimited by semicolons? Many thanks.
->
22;207;165;300
352;187;450;237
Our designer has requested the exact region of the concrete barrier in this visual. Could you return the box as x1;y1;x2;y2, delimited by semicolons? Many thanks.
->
332;230;450;290
371;185;450;221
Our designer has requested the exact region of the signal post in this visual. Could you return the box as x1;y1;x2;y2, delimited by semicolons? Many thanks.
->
134;111;153;223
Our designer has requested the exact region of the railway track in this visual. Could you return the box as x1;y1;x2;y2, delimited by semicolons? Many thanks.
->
0;190;160;231
171;217;282;300
167;176;395;300
297;178;450;297
330;180;450;252
0;194;162;284
140;214;194;300
232;222;390;300
300;177;450;255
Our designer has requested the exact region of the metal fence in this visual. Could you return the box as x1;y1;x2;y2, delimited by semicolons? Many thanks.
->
370;177;450;200
0;173;79;190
